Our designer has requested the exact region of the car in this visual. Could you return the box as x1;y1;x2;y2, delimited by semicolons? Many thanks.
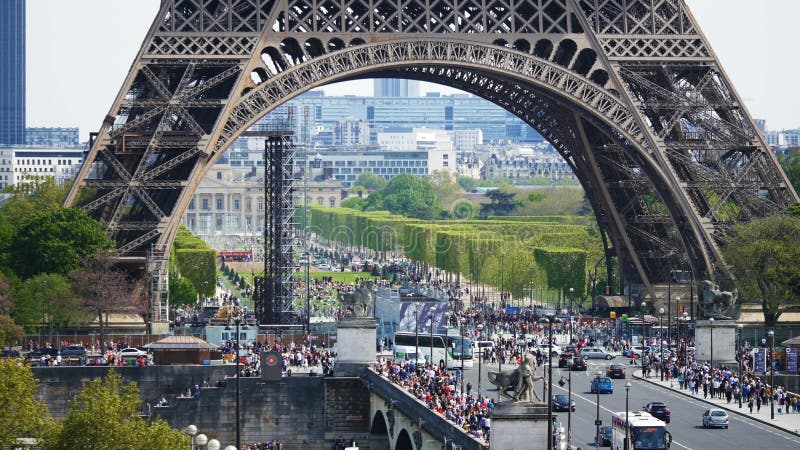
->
60;345;87;357
564;344;579;354
552;394;576;412
599;426;613;447
580;347;615;360
0;349;21;358
625;345;649;358
534;344;561;357
558;352;574;368
317;263;331;271
570;357;587;371
591;376;614;394
27;347;60;360
472;340;494;355
644;402;671;423
702;408;729;429
607;364;626;379
119;347;148;358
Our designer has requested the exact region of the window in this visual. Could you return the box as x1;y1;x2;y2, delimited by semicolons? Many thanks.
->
234;199;240;211
257;199;264;211
202;199;210;210
246;199;252;211
329;198;336;207
217;171;223;179
216;198;223;210
189;200;195;210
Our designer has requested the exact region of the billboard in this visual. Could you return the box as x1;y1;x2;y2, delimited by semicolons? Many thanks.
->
787;348;798;374
754;348;768;373
397;301;449;335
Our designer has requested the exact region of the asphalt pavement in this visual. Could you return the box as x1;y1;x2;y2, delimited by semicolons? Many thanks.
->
463;354;800;450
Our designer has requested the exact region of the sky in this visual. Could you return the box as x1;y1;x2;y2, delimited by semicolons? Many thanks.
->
25;0;800;141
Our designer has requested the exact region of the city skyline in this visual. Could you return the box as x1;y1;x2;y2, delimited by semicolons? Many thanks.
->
24;0;800;141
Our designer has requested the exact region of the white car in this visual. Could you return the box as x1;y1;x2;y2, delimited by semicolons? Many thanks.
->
702;408;729;429
580;347;616;360
317;263;332;271
534;344;561;357
119;348;148;358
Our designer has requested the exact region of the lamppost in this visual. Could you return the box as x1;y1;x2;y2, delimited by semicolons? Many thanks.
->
641;301;647;378
737;323;744;408
500;252;507;308
195;433;207;449
659;307;665;381
233;316;248;450
414;305;419;365
768;329;775;420
709;317;714;370
40;280;47;348
460;318;466;394
624;382;632;450
594;370;603;448
568;287;574;317
185;425;198;450
477;323;484;395
207;440;221;450
429;308;434;367
538;315;563;450
444;312;450;370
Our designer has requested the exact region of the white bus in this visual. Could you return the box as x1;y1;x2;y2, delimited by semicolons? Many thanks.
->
394;332;474;369
611;411;672;450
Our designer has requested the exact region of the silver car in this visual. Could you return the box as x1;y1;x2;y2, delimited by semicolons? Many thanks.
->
702;408;729;429
580;347;615;360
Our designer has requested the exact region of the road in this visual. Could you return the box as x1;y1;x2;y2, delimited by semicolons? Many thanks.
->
464;355;800;450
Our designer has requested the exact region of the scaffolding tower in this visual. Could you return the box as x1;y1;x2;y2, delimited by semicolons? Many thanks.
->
254;133;297;325
147;244;170;332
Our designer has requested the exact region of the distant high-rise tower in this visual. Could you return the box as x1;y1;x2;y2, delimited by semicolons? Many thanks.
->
374;79;419;97
0;0;26;145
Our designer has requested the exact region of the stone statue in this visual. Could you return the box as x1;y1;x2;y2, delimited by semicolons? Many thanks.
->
340;280;375;318
698;280;738;319
488;354;544;403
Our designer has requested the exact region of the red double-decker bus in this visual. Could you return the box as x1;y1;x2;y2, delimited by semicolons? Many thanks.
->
218;251;253;262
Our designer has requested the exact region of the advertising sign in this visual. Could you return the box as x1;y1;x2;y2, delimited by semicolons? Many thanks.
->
398;301;448;334
754;348;767;373
787;347;798;374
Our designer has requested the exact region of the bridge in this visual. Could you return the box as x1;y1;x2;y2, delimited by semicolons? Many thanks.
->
65;0;798;328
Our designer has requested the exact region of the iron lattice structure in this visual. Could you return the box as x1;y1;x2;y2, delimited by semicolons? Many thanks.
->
254;134;297;325
67;0;798;318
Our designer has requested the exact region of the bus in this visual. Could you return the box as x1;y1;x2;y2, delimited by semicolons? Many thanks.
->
610;411;672;450
393;332;474;369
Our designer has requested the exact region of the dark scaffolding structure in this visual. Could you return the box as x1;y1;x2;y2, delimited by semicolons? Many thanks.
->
254;133;297;325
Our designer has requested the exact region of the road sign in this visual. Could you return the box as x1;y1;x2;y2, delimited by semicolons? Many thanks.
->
595;420;602;426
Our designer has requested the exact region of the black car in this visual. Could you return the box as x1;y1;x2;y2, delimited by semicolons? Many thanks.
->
644;402;671;423
607;364;626;379
60;345;87;357
570;357;587;371
599;426;613;446
552;394;576;412
0;349;21;358
26;347;60;360
558;352;574;368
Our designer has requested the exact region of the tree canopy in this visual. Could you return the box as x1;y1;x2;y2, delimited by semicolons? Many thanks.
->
353;171;387;191
0;358;53;447
722;214;800;327
9;208;115;279
479;189;521;217
369;174;439;219
49;370;188;449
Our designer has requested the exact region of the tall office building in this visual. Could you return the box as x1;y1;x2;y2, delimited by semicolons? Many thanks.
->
374;79;419;97
0;0;26;145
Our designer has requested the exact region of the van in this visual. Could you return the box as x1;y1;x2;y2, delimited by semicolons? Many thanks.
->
473;341;494;355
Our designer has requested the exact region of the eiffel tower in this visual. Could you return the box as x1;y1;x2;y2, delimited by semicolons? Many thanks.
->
66;0;797;326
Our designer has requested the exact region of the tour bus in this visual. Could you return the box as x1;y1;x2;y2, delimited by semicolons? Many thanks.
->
394;332;474;369
610;411;672;450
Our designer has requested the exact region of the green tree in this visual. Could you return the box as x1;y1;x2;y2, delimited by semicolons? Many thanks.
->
457;176;477;192
451;201;477;219
722;214;800;327
50;370;188;449
479;189;521;217
779;153;800;194
169;276;198;307
354;171;387;191
429;170;460;206
0;358;53;447
377;174;439;219
9;208;114;279
12;273;86;335
341;197;368;211
0;315;23;348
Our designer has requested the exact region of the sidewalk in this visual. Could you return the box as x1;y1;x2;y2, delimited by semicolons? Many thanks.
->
633;369;800;436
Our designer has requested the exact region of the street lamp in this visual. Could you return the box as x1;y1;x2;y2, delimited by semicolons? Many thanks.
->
477;323;484;396
737;323;744;408
538;315;563;450
195;434;208;448
768;329;775;420
500;252;507;308
444;312;450;370
460;317;466;394
568;287;574;316
414;305;419;366
594;370;603;448
224;446;238;450
659;307;665;381
641;301;647;378
185;425;198;450
207;439;220;450
625;382;632;450
709;317;715;370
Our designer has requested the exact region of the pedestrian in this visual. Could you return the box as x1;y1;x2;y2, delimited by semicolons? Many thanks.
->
748;397;754;413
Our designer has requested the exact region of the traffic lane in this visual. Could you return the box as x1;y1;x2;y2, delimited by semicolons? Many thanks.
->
565;360;800;450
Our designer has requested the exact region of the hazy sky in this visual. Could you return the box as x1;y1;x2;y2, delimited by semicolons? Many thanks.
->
25;0;800;141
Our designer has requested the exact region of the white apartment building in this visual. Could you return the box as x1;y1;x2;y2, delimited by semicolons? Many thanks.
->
377;127;453;152
0;148;12;190
0;146;84;188
333;119;370;146
452;129;483;152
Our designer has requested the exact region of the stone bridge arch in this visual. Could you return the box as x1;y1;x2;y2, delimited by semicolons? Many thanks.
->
65;0;797;325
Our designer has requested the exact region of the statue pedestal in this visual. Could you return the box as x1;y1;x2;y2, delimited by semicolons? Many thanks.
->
695;319;737;366
490;402;551;450
336;317;377;376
